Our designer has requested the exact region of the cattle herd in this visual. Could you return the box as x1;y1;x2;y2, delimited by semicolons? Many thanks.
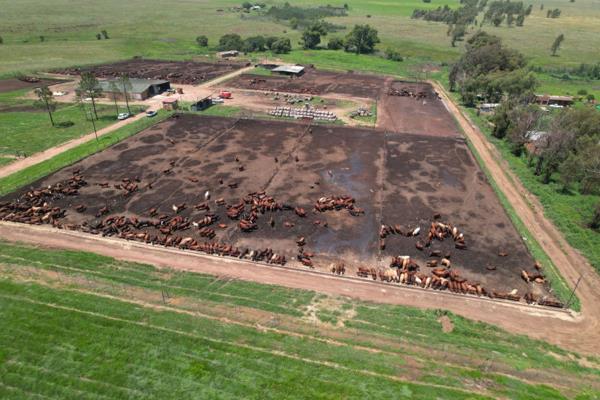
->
0;167;563;308
388;87;442;101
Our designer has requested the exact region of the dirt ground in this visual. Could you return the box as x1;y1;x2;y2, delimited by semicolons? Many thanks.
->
227;67;388;99
377;81;460;136
54;59;248;85
226;68;458;136
0;114;550;299
0;77;66;93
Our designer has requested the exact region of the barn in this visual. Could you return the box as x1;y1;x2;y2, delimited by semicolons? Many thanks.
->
99;78;171;100
272;65;305;77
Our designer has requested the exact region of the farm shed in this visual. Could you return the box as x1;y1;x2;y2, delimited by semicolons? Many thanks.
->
218;50;239;58
162;97;179;110
272;65;305;77
190;97;212;111
99;78;170;100
535;94;574;107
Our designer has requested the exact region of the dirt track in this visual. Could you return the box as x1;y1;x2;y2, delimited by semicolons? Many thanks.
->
5;221;598;356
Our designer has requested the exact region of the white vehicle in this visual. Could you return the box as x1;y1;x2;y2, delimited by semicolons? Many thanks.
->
117;112;130;120
211;97;224;104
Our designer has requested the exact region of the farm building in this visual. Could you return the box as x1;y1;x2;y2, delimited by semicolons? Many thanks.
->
190;97;212;111
218;50;239;58
99;78;170;100
535;94;574;107
272;65;305;77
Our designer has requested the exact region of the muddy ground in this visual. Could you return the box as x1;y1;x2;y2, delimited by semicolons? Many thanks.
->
377;81;460;137
227;67;387;98
0;77;67;93
2;114;548;298
54;59;248;85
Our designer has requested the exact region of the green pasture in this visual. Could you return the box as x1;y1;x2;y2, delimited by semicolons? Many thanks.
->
0;241;598;399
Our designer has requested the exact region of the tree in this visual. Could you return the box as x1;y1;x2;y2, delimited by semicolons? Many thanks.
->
39;35;45;42
243;35;266;52
242;1;252;10
196;35;208;47
586;94;595;103
551;34;564;56
450;24;466;47
300;22;327;49
344;24;380;54
96;33;102;40
118;75;133;114
34;86;56;126
101;30;109;39
108;81;121;116
590;203;600;231
271;38;291;54
78;72;102;120
327;37;344;50
0;36;3;44
515;13;525;26
218;33;244;51
265;36;279;50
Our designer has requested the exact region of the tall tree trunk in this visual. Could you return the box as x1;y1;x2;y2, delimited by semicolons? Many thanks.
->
44;98;54;126
112;94;119;115
91;96;99;120
122;83;131;114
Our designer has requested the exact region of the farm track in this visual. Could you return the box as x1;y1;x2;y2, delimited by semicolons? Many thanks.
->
0;65;253;181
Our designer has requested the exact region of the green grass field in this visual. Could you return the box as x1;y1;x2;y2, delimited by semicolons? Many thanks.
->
1;0;599;76
0;241;598;399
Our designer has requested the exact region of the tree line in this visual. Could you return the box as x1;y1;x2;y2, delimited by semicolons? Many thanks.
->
450;31;599;228
211;23;380;55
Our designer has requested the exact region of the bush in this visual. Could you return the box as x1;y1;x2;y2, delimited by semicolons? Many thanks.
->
385;48;404;61
591;203;600;231
196;35;208;47
327;37;344;50
271;38;292;54
243;35;266;52
265;36;279;50
218;33;244;51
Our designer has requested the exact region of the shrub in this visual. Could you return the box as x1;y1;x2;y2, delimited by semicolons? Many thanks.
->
327;37;344;50
271;38;292;54
385;48;404;61
196;35;208;47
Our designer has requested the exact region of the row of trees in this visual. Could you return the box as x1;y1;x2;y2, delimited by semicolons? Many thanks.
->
301;23;380;54
449;31;599;227
492;104;600;195
35;72;134;128
218;34;292;54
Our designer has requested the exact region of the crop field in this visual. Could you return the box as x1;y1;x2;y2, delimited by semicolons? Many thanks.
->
0;241;599;399
0;108;557;304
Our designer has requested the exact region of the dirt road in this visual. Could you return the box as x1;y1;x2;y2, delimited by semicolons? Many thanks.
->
1;219;599;355
430;80;600;352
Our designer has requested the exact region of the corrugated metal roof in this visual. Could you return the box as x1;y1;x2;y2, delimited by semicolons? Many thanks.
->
272;65;305;74
99;78;169;94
